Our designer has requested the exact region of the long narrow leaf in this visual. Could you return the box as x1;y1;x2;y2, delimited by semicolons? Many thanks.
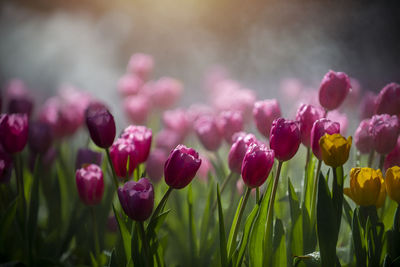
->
217;184;228;267
112;204;131;263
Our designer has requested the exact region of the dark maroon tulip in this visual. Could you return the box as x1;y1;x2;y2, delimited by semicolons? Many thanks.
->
295;104;324;147
217;110;244;144
318;70;351;110
310;118;340;160
28;121;53;154
228;133;259;173
0;148;13;183
384;137;400;170
369;114;400;155
85;102;116;148
75;148;103;170
75;164;104;206
121;125;152;163
0;114;29;154
241;143;274;188
375;83;400;115
354;119;373;154
118;178;154;221
269;118;301;161
194;115;223;151
146;148;167;183
253;99;281;138
110;138;138;179
8;98;34;117
164;144;202;189
5;79;34;117
359;91;376;120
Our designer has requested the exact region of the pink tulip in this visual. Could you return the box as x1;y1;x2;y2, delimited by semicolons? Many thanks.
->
369;114;400;155
197;155;213;183
217;110;244;144
150;77;183;110
146;148;168;183
359;92;377;119
0;114;29;154
121;125;152;163
318;70;351;110
155;129;184;153
269;118;301;161
75;164;104;206
228;133;259;174
127;53;154;81
194;115;223;151
253;99;281;138
327;110;348;135
375;82;400;115
354;119;373;154
295;104;324;147
162;109;190;138
117;74;143;97
384;137;400;170
123;95;151;124
311;118;340;160
110;138;138;179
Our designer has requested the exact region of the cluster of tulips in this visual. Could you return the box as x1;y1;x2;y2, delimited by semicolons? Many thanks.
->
1;53;400;267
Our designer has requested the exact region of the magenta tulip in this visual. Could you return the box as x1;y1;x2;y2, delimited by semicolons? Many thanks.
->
228;133;259;173
0;114;29;154
75;164;104;206
375;83;400;115
295;104;324;147
118;178;154;221
369;114;400;155
354;119;373;154
253;99;281;138
310;118;340;160
194;115;223;151
146;148;167;183
110;138;138;179
164;144;201;189
318;70;351;110
121;125;152;163
5;79;34;117
384;137;400;170
85;102;116;148
218;110;244;144
269;118;301;161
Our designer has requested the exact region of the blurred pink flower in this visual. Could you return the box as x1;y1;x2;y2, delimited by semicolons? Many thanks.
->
253;99;281;138
197;155;214;182
117;74;144;97
217;110;244;144
150;77;183;110
384;137;400;170
280;78;303;103
327;110;348;135
123;95;151;124
359;91;377;120
155;129;184;153
146;148;168;183
194;115;223;151
127;53;154;81
162;108;190;138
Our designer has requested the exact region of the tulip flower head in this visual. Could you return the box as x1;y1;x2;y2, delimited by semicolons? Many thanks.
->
127;53;154;81
359;91;376;120
295;104;324;147
217;110;244;144
0;113;29;154
123;95;151;124
194;115;223;151
85;102;116;148
150;77;183;110
319;133;352;168
228;133;259;173
241;143;275;188
5;79;34;117
384;138;400;170
385;166;400;203
269;118;301;161
75;164;104;206
162;109;190;138
253;99;281;138
311;118;341;160
344;167;385;207
354;119;373;154
110;138;138;180
164;144;201;189
375;82;400;115
118;178;154;221
117;74;144;97
146;148;167;183
121;125;152;163
318;70;351;110
75;148;103;170
28;121;53;154
369;114;400;155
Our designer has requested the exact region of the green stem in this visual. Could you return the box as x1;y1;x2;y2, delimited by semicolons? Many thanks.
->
139;221;151;267
310;159;322;227
105;148;119;191
91;207;100;260
378;154;385;171
212;172;235;211
394;203;400;231
149;187;173;223
305;147;311;170
256;187;260;204
367;150;375;167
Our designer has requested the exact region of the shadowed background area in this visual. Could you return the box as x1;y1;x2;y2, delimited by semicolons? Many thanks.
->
0;0;399;106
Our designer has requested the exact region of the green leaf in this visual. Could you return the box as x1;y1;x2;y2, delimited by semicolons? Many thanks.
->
107;249;118;267
293;252;321;267
303;155;316;214
316;173;337;267
331;166;344;236
226;196;243;259
352;208;366;267
217;184;228;267
0;197;18;245
27;157;41;256
146;210;171;242
112;204;131;263
90;251;99;267
272;218;287;267
187;184;197;263
288;178;303;257
199;181;214;259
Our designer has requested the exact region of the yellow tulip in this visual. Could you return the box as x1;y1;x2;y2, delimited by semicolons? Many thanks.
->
385;166;400;204
344;167;385;207
319;133;352;167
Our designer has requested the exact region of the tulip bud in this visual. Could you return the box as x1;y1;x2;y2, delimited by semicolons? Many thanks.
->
228;133;258;173
127;53;154;81
28;121;53;154
5;79;34;117
164;144;201;189
385;166;400;204
384;138;400;170
194;115;223;151
150;77;183;110
217;110;244;144
110;138;138;179
162;109;190;138
123;95;151;124
319;133;352;167
359;92;376;120
253;99;281;138
354;119;373;154
295;104;323;147
369;114;400;155
311;118;340;160
75;148;103;170
375;83;400;115
0;149;13;183
344;167;385;207
269;118;301;161
121;125;152;163
146;149;167;183
118;178;154;221
75;164;104;206
117;74;143;97
318;70;351;110
0;114;29;154
155;129;183;153
241;143;274;188
85;102;116;148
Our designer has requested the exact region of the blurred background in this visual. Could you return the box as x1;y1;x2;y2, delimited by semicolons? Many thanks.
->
0;0;399;107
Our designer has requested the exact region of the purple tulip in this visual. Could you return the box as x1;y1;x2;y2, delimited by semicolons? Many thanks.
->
369;114;400;155
85;102;116;148
241;143;275;188
359;92;376;120
194;115;223;151
75;148;103;170
146;148;167;183
310;118;340;160
121;125;152;163
5;79;34;117
354;119;373;154
253;99;281;138
375;83;400;115
217;110;244;144
295;104;324;147
228;133;259;173
0;114;29;154
110;138;138;179
269;118;301;161
28;121;53;154
318;70;351;110
384;137;400;170
0;148;13;183
164;144;201;189
75;164;104;206
118;178;154;221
